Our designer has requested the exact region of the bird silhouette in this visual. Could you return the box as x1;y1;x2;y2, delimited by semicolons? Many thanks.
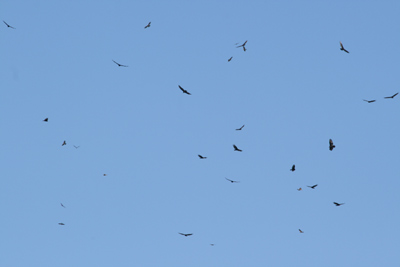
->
333;202;345;206
236;125;245;131
60;203;66;208
329;139;335;151
237;40;247;51
384;92;398;99
198;155;207;159
73;145;80;149
228;57;233;62
178;85;191;95
58;223;65;225
103;174;107;176
363;99;376;103
308;184;318;189
290;165;295;172
112;60;128;67
233;144;242;152
297;187;302;191
144;22;151;29
62;140;67;146
43;118;48;122
340;42;349;53
179;233;193;237
3;21;15;29
299;229;304;233
225;177;240;183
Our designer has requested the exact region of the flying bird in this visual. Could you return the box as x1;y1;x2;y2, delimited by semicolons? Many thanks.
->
178;85;191;95
3;21;15;29
58;223;65;225
384;92;398;99
60;203;66;208
225;177;239;183
363;99;376;103
210;244;215;246
297;187;302;191
179;233;193;237
144;22;151;29
340;42;349;53
308;184;318;189
329;139;335;151
198;155;207;159
233;144;242;152
236;125;245;131
112;60;128;67
103;174;107;176
333;202;345;206
290;165;295;172
228;57;233;62
43;118;48;122
237;40;247;51
73;145;80;149
299;229;304;233
62;140;67;146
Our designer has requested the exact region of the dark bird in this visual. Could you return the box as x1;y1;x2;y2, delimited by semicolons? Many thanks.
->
236;125;245;131
62;140;67;146
340;42;349;53
178;85;191;95
228;57;233;62
236;40;247;51
299;229;304;233
3;21;15;29
290;165;295;172
308;184;318;189
60;203;66;208
384;92;398;99
333;202;345;206
225;177;239;183
329;139;335;151
210;244;215;246
43;118;48;122
198;154;207;159
144;22;151;29
233;144;242;152
179;233;193;237
73;145;80;149
103;174;107;176
297;187;302;191
58;223;65;225
112;60;128;67
363;99;376;103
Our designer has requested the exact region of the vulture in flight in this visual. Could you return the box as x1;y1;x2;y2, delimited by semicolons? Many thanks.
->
363;99;376;103
62;140;67;146
178;85;191;95
236;125;245;131
43;118;48;122
297;188;302;191
3;21;15;29
333;202;345;206
340;42;349;53
290;165;295;172
233;144;242;152
112;60;128;67
58;223;65;225
384;92;398;99
144;22;151;29
237;40;247;51
329;139;335;151
73;145;80;149
198;155;207;159
60;203;66;208
228;57;233;62
308;184;318;189
179;233;193;237
299;229;304;233
225;177;239;183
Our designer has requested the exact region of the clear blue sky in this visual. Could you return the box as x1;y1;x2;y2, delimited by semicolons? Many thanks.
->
1;1;400;266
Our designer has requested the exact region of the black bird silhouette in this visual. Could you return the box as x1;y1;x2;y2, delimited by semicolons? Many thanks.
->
179;233;193;237
340;42;349;53
290;165;295;172
198;155;207;159
329;139;335;151
228;57;233;62
3;21;15;29
144;22;151;29
73;145;80;149
62;140;67;146
308;184;318;189
237;40;247;51
58;223;65;225
60;203;66;208
43;118;48;122
112;60;128;67
236;125;245;131
333;202;345;206
297;187;302;191
210;244;215;246
178;85;191;95
225;177;239;183
299;229;304;233
384;92;398;99
363;99;376;103
233;144;242;152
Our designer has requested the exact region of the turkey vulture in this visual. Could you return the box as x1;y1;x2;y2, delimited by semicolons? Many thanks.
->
73;145;80;149
363;99;376;103
228;57;233;62
297;188;302;191
43;118;48;122
233;144;242;152
3;21;15;29
236;125;245;131
144;22;151;29
340;42;349;53
178;85;191;95
60;203;66;208
225;177;239;183
299;229;304;233
329;139;335;151
58;223;65;225
237;40;247;51
103;174;107;176
198;155;207;159
112;60;128;67
62;140;67;146
290;165;295;172
384;92;398;99
308;184;318;189
333;202;345;206
179;233;193;237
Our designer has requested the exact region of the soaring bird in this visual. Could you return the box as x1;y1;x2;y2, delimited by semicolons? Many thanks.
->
62;140;67;146
384;92;398;99
178;85;191;95
329;139;335;151
225;177;239;183
198;155;207;159
103;174;107;176
112;60;128;67
228;57;233;62
333;202;345;206
340;42;349;53
179;233;193;237
58;223;65;225
233;144;242;152
3;21;15;29
60;203;66;208
290;165;295;172
308;184;318;189
73;145;80;149
236;125;245;131
299;229;304;233
237;40;247;51
297;187;302;191
43;118;48;122
144;22;151;29
363;99;376;103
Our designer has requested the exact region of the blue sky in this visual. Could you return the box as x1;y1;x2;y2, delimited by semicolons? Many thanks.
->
1;1;400;266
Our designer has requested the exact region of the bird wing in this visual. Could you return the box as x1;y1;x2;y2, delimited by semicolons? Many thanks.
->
233;145;238;150
243;40;247;46
340;42;344;49
393;92;399;98
329;139;333;145
112;60;119;65
225;177;233;182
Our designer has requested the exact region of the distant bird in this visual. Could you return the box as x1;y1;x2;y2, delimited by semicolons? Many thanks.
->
384;92;398;99
363;99;376;103
103;174;107;176
178;85;191;95
237;40;247;51
62;140;67;146
290;165;295;172
43;118;48;122
329;139;335;151
339;42;349;53
236;125;245;131
60;203;66;208
299;229;304;233
228;57;233;62
225;177;239;183
308;184;318;189
73;145;80;149
233;144;242;152
112;60;128;67
3;21;15;29
179;233;193;237
333;202;345;206
297;187;302;191
58;223;65;225
210;244;215;246
198;155;207;159
144;22;151;29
